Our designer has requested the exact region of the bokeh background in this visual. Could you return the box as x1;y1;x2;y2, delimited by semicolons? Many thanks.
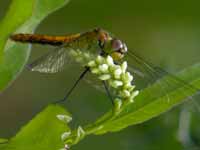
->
1;0;200;149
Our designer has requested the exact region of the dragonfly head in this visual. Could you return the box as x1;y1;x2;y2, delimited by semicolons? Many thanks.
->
101;38;128;61
110;39;128;60
96;28;128;61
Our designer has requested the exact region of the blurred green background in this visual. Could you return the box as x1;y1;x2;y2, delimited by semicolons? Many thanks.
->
1;0;200;149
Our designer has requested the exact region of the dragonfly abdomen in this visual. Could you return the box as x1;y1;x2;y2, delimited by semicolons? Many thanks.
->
10;33;81;46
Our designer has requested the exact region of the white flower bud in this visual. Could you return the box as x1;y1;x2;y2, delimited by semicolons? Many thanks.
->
121;73;126;82
57;114;72;123
123;82;131;89
133;90;139;97
121;90;131;97
65;144;70;150
125;72;133;82
88;60;96;67
110;80;123;88
91;68;100;74
83;52;90;59
122;72;133;83
59;144;70;150
96;55;104;64
128;98;134;103
77;126;85;138
114;68;122;79
98;74;111;80
61;131;71;141
110;65;120;74
130;90;139;101
127;85;135;92
98;64;109;73
121;61;127;73
106;56;114;66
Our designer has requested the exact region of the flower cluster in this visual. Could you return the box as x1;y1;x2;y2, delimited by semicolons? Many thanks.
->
69;49;139;108
87;55;139;110
70;50;139;109
58;51;139;150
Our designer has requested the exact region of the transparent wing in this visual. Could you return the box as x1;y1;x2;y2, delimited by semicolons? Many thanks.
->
28;45;72;73
126;50;200;111
84;73;104;93
84;72;118;101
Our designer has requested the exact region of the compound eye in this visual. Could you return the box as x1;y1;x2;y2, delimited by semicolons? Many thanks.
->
112;39;123;51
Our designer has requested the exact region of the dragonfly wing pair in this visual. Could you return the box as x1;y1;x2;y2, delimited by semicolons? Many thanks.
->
27;44;200;107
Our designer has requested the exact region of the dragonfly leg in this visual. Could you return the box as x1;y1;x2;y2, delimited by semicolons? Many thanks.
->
54;67;90;104
103;81;114;106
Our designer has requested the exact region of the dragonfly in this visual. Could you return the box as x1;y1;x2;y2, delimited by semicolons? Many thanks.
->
10;28;200;107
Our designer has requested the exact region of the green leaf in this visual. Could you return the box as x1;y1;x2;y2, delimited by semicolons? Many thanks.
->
0;0;70;91
0;139;8;149
2;105;71;150
0;138;8;143
0;0;35;57
86;63;200;135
